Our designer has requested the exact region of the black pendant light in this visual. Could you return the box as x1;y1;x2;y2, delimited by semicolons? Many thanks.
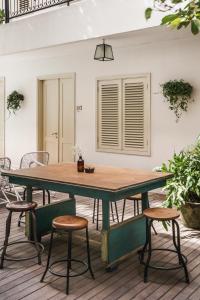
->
94;39;114;61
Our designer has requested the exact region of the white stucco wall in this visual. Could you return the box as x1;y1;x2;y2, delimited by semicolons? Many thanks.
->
0;27;199;169
0;0;163;56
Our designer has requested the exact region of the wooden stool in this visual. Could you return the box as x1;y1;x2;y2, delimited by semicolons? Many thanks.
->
122;194;157;235
92;199;119;230
40;215;95;295
0;201;44;269
121;194;141;221
139;207;189;283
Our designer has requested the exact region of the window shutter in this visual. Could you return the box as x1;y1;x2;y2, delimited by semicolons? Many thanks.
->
97;80;121;150
122;76;150;155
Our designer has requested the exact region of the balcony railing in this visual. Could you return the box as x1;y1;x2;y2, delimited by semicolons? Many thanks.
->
0;0;75;23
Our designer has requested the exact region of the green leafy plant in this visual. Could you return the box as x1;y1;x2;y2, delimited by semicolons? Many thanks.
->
7;91;24;114
161;80;193;121
0;9;5;24
162;136;200;210
145;0;200;35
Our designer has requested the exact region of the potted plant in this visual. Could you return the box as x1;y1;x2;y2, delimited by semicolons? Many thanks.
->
161;80;193;122
162;136;200;229
7;91;24;114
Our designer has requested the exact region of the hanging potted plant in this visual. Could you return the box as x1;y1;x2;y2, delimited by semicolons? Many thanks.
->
162;136;200;229
7;91;24;114
161;80;193;122
0;9;5;24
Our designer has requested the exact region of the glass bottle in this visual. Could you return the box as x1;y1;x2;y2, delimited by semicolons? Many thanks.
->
77;155;84;172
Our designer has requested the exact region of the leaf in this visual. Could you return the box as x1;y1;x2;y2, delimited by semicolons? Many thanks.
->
171;17;182;27
191;19;200;35
145;7;152;20
161;14;179;25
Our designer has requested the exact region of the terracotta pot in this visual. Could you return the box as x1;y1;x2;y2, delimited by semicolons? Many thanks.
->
181;202;200;229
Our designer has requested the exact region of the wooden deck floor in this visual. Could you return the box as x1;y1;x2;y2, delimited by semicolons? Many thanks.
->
0;194;200;300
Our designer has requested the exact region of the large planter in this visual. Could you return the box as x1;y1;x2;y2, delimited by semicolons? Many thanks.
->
181;202;200;229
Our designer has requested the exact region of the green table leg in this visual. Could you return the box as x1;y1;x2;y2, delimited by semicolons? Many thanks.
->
142;192;149;211
101;199;110;264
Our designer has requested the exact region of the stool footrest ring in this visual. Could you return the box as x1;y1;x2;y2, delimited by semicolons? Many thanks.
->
0;241;44;262
139;248;187;271
49;259;89;278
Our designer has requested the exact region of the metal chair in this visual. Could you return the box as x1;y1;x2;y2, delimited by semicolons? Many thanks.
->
0;157;21;203
18;151;50;226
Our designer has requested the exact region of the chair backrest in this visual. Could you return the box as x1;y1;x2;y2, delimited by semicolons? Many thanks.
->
0;157;11;171
20;151;49;169
0;157;11;186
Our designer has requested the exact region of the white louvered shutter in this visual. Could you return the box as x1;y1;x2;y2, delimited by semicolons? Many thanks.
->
122;77;150;155
0;79;5;156
97;80;122;150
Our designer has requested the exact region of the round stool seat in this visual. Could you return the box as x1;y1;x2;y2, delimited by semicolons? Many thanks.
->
127;194;141;201
53;215;88;230
144;207;180;221
6;201;37;212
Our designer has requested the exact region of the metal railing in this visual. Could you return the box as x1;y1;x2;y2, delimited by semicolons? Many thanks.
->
0;0;75;22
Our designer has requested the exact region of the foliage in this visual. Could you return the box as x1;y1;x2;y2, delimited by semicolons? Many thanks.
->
7;91;24;114
161;80;193;121
145;0;200;35
162;136;200;210
0;9;5;24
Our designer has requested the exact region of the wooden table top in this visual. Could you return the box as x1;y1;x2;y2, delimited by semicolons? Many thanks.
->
2;163;172;192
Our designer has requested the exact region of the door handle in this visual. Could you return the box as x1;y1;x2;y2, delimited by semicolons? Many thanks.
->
51;132;58;138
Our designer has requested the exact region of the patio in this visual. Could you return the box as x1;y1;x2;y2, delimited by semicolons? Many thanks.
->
0;194;200;300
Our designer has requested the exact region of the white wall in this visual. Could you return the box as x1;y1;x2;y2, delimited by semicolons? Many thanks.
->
1;27;200;170
0;0;163;56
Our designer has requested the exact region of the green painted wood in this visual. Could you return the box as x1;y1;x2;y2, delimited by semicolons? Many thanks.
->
26;199;76;240
5;171;170;267
102;200;110;230
142;192;149;211
7;175;169;201
107;216;146;264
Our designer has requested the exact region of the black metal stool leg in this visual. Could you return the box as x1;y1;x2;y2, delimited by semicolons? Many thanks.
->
136;200;140;215
121;199;126;222
66;231;72;295
139;217;150;264
110;202;115;222
40;229;54;282
42;190;45;206
152;222;157;235
46;190;51;204
92;199;96;224
0;211;12;269
173;220;190;283
134;200;136;216
31;210;42;265
86;227;95;280
144;219;153;283
114;202;119;223
18;189;26;227
96;199;100;231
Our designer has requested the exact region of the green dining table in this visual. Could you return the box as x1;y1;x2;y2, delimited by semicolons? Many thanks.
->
2;163;171;269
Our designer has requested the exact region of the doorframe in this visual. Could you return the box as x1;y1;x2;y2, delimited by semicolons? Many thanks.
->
36;73;76;154
0;77;5;156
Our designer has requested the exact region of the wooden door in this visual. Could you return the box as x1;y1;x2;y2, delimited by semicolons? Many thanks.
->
42;76;75;164
59;78;75;163
0;79;5;156
43;79;59;164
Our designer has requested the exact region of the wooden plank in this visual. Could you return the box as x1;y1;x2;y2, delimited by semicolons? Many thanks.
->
2;163;171;192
